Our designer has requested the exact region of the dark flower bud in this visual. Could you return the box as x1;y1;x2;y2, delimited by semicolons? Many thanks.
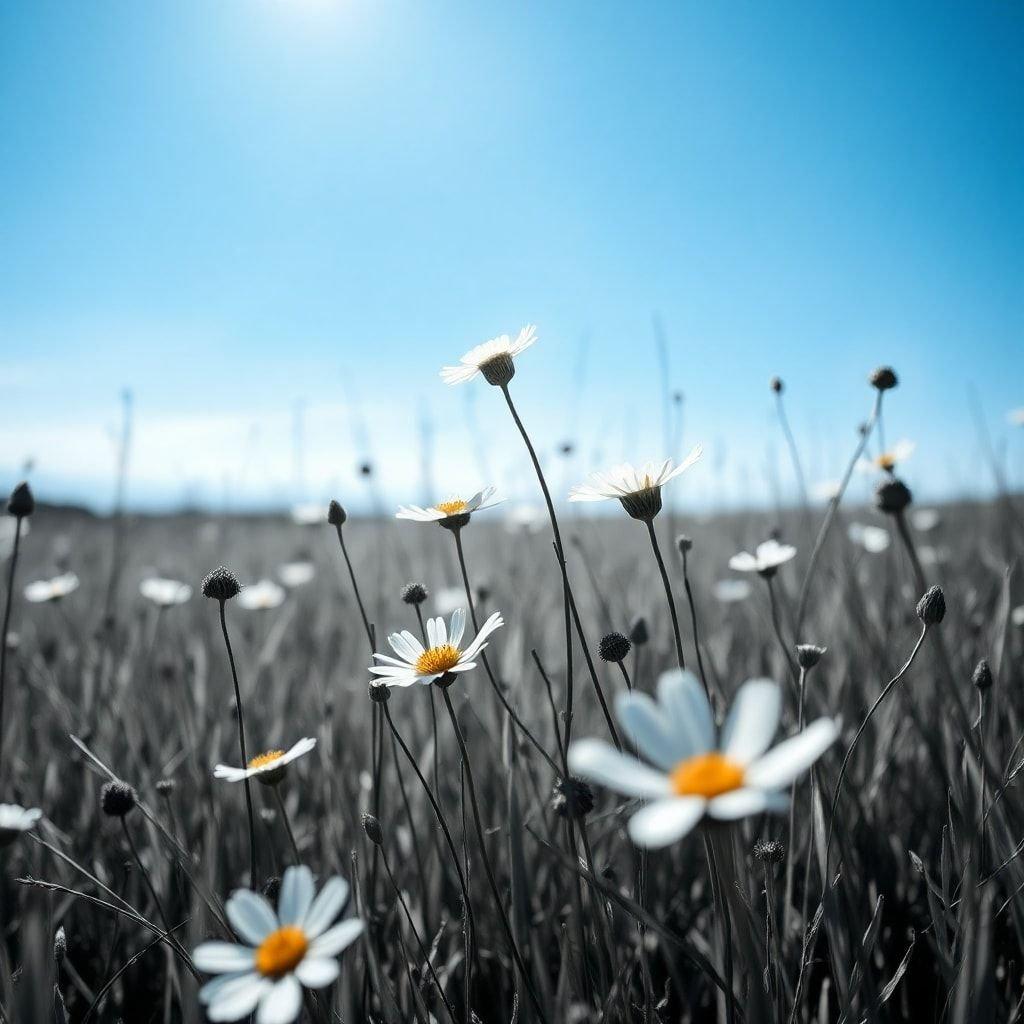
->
869;366;898;391
7;481;35;518
155;779;176;796
368;682;391;704
401;582;428;606
875;478;912;515
100;781;137;818
972;659;993;691
201;566;241;602
676;534;693;555
916;585;946;626
753;838;785;864
361;813;383;846
53;926;66;965
628;615;649;646
261;876;282;903
598;632;632;663
769;376;783;394
327;500;347;526
796;644;827;669
551;777;595;820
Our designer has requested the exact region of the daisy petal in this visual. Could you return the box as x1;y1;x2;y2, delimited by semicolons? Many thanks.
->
278;866;315;926
615;692;686;769
656;670;715;754
193;942;257;973
720;679;781;764
256;975;303;1024
206;975;270;1020
627;797;706;848
706;789;789;820
302;877;350;938
225;891;278;946
295;956;342;988
567;739;672;798
745;719;840;789
308;918;365;957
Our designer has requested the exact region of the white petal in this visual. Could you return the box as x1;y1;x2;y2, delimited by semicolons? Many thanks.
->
656;670;715;755
728;552;759;573
214;765;248;782
301;877;349;938
448;607;466;649
278;866;315;925
627;797;706;848
308;918;365;957
615;692;686;769
206;975;270;1020
295;956;341;988
387;632;419;662
567;739;672;798
745;719;840;789
461;611;503;660
426;616;439;648
225;891;278;946
720;679;781;764
706;789;789;820
281;737;317;765
193;941;257;973
256;975;303;1024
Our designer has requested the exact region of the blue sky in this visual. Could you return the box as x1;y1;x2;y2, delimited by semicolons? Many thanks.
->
1;1;1021;513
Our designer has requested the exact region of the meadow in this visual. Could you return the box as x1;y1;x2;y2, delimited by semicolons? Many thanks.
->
1;345;1022;1024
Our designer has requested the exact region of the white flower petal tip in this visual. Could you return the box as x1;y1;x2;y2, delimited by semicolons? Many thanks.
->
440;326;538;385
729;539;797;574
24;572;80;603
213;738;318;784
568;445;704;509
140;577;192;606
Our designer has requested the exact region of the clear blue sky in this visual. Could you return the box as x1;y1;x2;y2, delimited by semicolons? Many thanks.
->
1;1;1021;513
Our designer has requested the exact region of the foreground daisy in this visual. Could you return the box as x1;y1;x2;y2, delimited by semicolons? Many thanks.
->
728;539;797;576
194;865;363;1023
396;487;500;528
368;608;503;687
441;325;538;387
214;738;317;786
568;445;704;521
24;572;79;604
238;580;286;611
0;803;42;848
140;577;192;607
568;670;839;848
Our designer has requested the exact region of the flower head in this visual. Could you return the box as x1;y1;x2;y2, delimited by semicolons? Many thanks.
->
728;540;796;577
396;487;500;530
237;580;286;612
278;562;316;589
567;670;838;848
858;438;915;475
441;325;538;386
100;781;137;818
194;865;363;1023
202;566;241;602
140;577;192;607
0;803;42;848
568;446;703;521
214;738;317;787
368;608;503;687
24;572;79;604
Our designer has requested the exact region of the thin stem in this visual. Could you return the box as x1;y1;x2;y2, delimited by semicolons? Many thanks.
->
0;517;22;773
680;546;711;700
272;787;301;864
765;575;799;694
120;819;180;966
774;391;810;508
333;523;374;648
894;510;927;595
616;660;633;692
645;519;687;673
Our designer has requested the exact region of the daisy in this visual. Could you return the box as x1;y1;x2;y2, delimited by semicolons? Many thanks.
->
440;325;538;387
728;539;797;577
140;577;192;607
847;523;891;554
504;503;548;534
567;669;839;848
24;572;79;604
368;608;503;687
277;562;316;588
1012;605;1024;628
811;479;841;503
237;581;286;611
568;445;704;521
214;738;317;787
194;864;363;1024
911;508;941;532
396;487;500;528
712;579;752;603
0;803;42;848
858;438;916;475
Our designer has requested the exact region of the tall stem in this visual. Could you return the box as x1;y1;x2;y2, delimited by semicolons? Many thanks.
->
680;547;711;700
273;787;301;865
0;518;22;773
645;519;687;674
333;524;374;648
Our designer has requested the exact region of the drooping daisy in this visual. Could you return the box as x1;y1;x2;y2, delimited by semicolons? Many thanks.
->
0;803;43;848
567;670;839;848
214;738;317;786
858;438;916;475
277;562;316;588
440;325;538;387
848;522;891;554
194;865;363;1024
368;608;503;687
140;577;192;607
237;581;286;611
568;445;704;521
728;540;797;577
396;487;500;529
24;572;79;604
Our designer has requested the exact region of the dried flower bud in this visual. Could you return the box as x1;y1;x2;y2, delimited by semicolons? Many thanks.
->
201;566;241;602
53;926;66;965
480;353;516;386
972;659;993;691
796;644;827;669
401;582;428;606
875;478;912;515
628;615;649;646
261;876;281;903
618;487;663;522
368;682;391;704
155;779;176;796
6;481;35;519
100;781;137;818
769;376;783;394
916;585;946;626
598;632;632;663
361;813;383;846
869;366;898;391
551;777;595;820
753;838;785;864
676;534;693;554
327;500;347;526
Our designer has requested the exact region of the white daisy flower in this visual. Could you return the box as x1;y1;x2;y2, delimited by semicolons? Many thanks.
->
728;540;797;576
568;670;839;848
237;581;286;611
214;738;317;787
848;523;891;554
290;504;326;527
440;325;538;387
0;803;43;848
277;562;316;588
194;865;363;1024
857;438;916;475
140;577;192;607
24;572;79;604
396;487;500;526
911;508;941;532
368;608;503;687
811;479;842;503
568;445;704;521
712;579;752;603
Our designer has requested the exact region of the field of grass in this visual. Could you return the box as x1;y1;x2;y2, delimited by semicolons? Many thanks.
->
1;462;1022;1021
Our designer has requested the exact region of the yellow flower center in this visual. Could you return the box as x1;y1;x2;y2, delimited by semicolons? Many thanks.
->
435;499;469;517
670;752;745;798
875;453;896;471
255;926;308;978
248;750;285;770
415;644;462;675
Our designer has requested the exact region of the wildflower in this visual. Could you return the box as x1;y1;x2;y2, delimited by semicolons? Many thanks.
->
857;438;915;476
568;447;703;521
100;781;137;818
916;585;946;626
361;813;383;846
214;738;317;787
140;577;192;607
24;572;79;604
848;523;891;553
796;644;827;669
202;566;241;602
401;582;428;606
551;777;595;820
567;670;839;848
713;579;752;603
728;540;797;577
769;376;783;394
291;504;326;526
278;562;316;588
869;366;898;391
628;616;650;645
368;608;503;687
912;508;941;532
6;481;34;519
811;480;841;503
237;580;286;611
676;534;693;554
367;682;391;703
441;325;538;386
156;779;176;796
598;632;632;664
396;487;500;530
433;586;465;617
0;803;42;847
504;503;548;534
194;865;363;1023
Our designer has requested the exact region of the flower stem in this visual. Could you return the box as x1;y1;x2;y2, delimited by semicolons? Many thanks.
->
333;523;374;649
0;517;22;773
272;787;301;864
645;519;687;673
680;546;712;700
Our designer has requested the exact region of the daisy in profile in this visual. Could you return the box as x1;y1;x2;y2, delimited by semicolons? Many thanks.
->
0;803;43;848
858;438;916;475
569;446;703;521
277;561;316;588
728;539;796;577
237;580;286;612
140;577;192;607
568;669;839;848
194;864;363;1023
848;522;891;554
441;325;538;387
214;738;317;787
396;487;500;529
24;572;79;604
368;608;503;687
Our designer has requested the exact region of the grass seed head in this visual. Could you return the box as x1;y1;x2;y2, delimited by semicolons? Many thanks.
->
361;813;383;846
201;566;241;602
53;926;67;965
972;658;993;691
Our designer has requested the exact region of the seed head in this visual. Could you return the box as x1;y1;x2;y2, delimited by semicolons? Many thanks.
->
598;631;632;664
201;566;241;602
869;366;898;391
618;487;663;522
359;462;373;477
551;777;595;820
796;644;827;670
480;352;516;386
368;682;391;704
769;376;784;394
753;838;786;865
916;585;946;626
972;658;993;691
361;813;383;846
155;779;176;796
327;500;347;526
53;926;67;965
6;481;35;519
676;534;693;555
875;478;912;515
628;615;649;646
401;582;429;606
100;781;137;818
261;876;282;903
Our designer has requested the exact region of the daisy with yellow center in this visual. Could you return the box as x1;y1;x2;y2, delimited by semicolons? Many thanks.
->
858;438;916;476
368;607;504;687
194;865;363;1023
396;487;500;526
214;738;317;785
568;669;838;848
